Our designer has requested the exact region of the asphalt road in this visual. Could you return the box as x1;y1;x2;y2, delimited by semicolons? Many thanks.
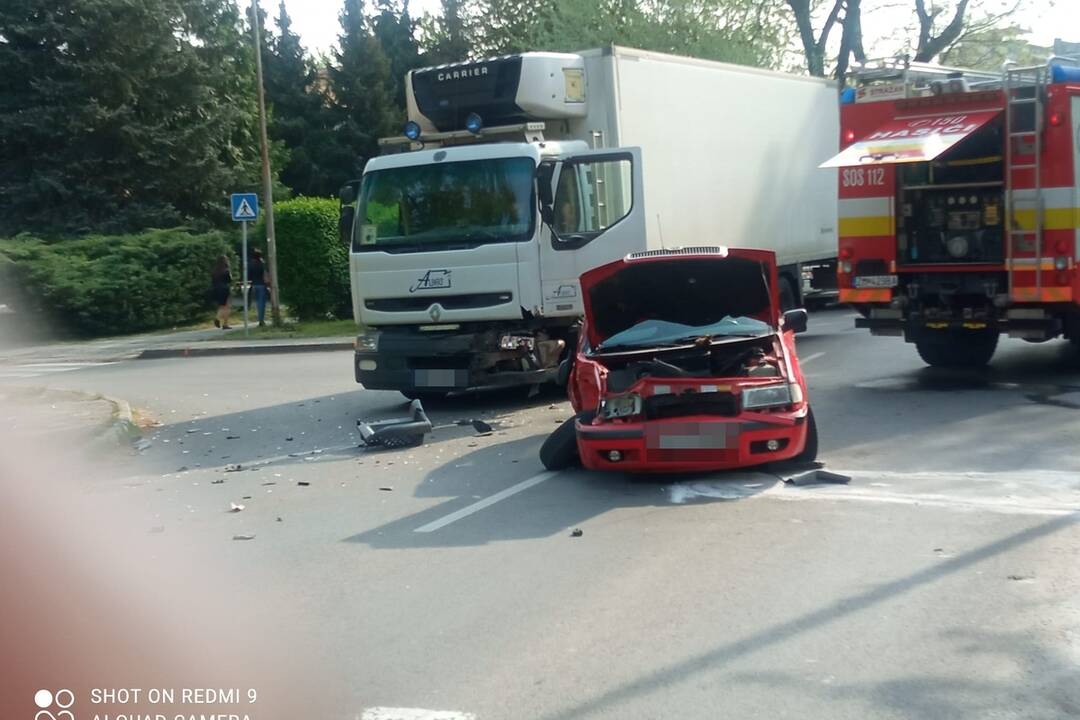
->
3;308;1080;720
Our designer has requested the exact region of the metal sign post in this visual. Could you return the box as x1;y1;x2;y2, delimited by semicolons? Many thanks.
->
230;193;260;337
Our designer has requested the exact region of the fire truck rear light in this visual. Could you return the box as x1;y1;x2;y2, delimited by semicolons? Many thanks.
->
1049;112;1063;127
1055;239;1070;254
843;129;856;143
840;247;854;260
840;261;853;274
1055;257;1068;271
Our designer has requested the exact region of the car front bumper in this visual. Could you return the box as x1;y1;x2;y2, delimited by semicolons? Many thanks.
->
575;411;809;473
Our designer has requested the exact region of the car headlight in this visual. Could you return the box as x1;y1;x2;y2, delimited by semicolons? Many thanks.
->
600;393;642;419
742;383;794;410
355;332;380;352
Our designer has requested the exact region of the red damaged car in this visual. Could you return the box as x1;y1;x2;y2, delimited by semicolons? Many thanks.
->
540;247;817;473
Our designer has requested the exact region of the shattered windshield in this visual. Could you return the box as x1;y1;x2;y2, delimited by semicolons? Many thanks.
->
597;316;771;351
354;156;536;252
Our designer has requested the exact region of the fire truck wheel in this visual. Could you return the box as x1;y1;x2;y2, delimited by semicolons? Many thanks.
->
794;407;818;463
915;333;998;368
540;411;594;471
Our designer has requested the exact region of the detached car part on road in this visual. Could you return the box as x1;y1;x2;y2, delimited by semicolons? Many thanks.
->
541;247;817;473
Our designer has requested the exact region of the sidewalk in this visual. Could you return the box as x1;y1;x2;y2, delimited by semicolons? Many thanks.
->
0;325;353;365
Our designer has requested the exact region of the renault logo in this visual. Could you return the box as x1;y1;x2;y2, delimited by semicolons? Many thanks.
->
429;305;442;321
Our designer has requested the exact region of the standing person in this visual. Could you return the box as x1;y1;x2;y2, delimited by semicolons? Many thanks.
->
249;248;270;327
211;255;233;329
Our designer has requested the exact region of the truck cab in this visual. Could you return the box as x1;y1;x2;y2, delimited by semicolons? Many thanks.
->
342;53;646;397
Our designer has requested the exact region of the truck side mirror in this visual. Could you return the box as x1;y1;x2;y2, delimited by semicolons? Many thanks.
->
339;206;355;246
339;181;360;246
537;163;555;226
339;182;358;205
782;308;808;334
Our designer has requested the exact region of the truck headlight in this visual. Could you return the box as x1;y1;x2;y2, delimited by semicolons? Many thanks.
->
600;393;642;419
742;383;793;410
499;334;535;351
356;332;380;352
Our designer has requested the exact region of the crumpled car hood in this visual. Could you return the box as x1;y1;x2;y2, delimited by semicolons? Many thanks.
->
579;247;781;349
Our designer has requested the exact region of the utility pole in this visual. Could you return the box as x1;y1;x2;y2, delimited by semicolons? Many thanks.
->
251;0;282;326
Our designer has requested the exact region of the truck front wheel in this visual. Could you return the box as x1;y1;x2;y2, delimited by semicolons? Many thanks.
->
915;332;998;368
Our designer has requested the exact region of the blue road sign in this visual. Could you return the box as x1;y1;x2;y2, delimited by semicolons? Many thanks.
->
231;193;259;222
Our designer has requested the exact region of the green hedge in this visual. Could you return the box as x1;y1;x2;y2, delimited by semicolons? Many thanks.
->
0;228;233;336
271;197;350;320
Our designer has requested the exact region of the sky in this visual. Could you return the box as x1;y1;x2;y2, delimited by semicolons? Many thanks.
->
266;0;1078;60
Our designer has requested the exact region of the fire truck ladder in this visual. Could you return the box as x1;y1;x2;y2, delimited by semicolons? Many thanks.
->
1004;64;1046;300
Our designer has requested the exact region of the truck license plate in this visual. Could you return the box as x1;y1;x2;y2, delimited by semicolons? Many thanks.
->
414;369;466;388
853;275;898;289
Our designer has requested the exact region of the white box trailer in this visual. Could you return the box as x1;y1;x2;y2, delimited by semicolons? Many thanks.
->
571;47;839;281
343;46;840;397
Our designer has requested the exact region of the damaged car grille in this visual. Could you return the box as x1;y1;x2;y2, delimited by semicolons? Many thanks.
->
643;391;738;420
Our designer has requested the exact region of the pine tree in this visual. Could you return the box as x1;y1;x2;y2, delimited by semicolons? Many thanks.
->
0;0;266;235
421;0;473;65
372;0;423;108
260;1;338;196
328;0;400;185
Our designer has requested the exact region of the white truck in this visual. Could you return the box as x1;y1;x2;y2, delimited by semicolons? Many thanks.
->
340;46;839;398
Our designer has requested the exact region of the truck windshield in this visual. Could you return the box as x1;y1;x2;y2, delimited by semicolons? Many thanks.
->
354;157;536;252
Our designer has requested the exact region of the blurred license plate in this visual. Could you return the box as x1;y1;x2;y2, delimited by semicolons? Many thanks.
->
646;422;737;450
413;369;466;387
854;275;898;288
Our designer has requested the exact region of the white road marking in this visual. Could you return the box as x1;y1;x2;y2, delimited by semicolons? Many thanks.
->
361;708;475;720
415;472;555;533
799;351;826;366
0;361;116;380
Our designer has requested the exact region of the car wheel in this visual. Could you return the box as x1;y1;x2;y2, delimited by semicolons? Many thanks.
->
540;411;593;471
794;407;818;463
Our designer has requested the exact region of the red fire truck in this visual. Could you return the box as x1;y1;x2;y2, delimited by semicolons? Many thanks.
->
823;58;1080;366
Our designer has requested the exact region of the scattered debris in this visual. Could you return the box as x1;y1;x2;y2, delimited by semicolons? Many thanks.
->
1007;574;1035;582
276;517;283;523
379;486;393;491
224;464;243;472
211;478;224;484
226;435;240;440
782;468;850;486
262;481;276;486
472;419;494;435
229;502;245;513
133;438;153;451
285;436;294;441
570;528;583;538
176;466;189;472
298;481;311;487
357;399;432;448
232;534;256;541
242;495;252;499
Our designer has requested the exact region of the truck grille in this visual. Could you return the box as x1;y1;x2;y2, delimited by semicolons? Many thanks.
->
366;292;512;312
644;392;738;420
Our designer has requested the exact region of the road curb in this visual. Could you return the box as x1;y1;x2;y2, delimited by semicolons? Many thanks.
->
138;340;353;359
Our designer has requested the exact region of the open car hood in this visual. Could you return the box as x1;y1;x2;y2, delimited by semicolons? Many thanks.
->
579;247;781;350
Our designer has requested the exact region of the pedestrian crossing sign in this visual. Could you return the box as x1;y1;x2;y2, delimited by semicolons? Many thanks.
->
230;193;259;222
